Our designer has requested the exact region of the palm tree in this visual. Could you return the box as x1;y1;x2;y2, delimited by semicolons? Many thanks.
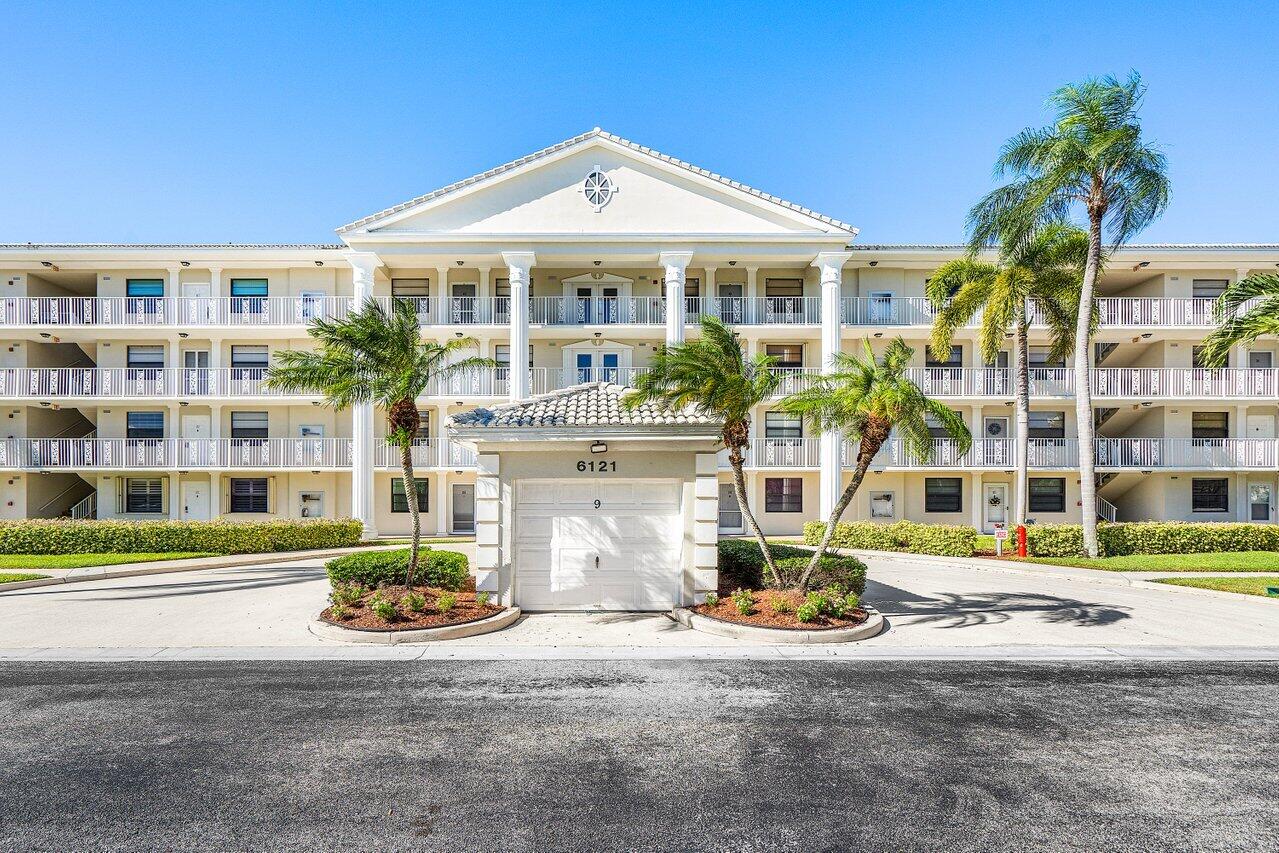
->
1198;273;1279;367
623;316;784;586
264;299;493;586
780;337;971;590
968;72;1171;557
926;223;1087;528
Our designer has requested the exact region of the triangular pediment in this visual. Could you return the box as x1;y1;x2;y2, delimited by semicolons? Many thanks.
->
339;130;855;238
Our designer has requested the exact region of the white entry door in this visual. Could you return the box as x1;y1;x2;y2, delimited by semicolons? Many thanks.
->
452;484;475;533
181;481;210;520
983;483;1008;532
182;282;214;323
1247;415;1276;439
515;479;682;611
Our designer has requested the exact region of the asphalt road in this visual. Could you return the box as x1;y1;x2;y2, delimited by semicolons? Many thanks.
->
3;661;1277;852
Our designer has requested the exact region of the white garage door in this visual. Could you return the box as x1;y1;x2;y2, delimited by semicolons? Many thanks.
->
516;479;683;611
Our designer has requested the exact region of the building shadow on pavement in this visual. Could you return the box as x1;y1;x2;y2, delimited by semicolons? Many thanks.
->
865;579;1132;629
3;569;325;602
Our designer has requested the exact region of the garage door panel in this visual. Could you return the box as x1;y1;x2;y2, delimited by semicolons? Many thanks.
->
516;478;684;611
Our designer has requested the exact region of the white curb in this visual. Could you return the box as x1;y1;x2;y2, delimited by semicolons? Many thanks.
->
309;607;522;645
668;606;885;644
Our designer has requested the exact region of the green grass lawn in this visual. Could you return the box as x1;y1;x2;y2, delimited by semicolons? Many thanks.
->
1021;551;1279;572
1151;575;1279;597
0;572;50;584
0;553;216;570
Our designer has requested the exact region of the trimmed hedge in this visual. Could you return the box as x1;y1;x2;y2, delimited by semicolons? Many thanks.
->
716;539;866;593
0;519;362;555
803;520;976;557
326;548;469;591
1026;522;1279;557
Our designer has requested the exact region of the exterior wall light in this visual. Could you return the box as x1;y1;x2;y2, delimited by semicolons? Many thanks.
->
180;261;191;267
315;261;324;267
590;441;608;454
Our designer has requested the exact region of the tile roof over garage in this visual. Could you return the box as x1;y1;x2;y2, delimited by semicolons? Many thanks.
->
449;382;720;429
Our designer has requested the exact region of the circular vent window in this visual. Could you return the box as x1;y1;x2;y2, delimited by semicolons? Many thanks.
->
583;169;614;211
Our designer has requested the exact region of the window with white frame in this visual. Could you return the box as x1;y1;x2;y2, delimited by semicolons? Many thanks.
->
925;477;962;513
764;411;802;440
764;477;803;513
230;478;269;513
125;478;163;513
1029;478;1066;513
1192;478;1229;512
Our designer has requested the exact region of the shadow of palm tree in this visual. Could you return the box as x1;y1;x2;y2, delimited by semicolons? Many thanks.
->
865;580;1130;629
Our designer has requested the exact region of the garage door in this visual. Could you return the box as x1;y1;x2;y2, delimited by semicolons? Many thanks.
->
516;479;683;611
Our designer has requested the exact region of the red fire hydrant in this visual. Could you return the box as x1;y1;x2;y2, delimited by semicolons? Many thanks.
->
1016;525;1028;558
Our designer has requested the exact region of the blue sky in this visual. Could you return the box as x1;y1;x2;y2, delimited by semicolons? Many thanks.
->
5;1;1277;245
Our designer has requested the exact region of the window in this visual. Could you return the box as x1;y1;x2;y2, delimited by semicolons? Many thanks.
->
229;278;268;312
925;478;962;513
413;410;431;440
764;278;803;297
1192;279;1228;299
230;411;268;439
125;478;163;513
231;345;269;379
765;344;803;368
391;478;430;513
126;345;164;369
391;278;430;297
1192;346;1212;369
493;344;532;370
126;279;164;297
764;477;803;513
927;346;962;368
230;478;269;513
1029;478;1066;513
925;410;962;438
764;411;803;439
126;411;164;439
1192;478;1229;512
1028;411;1066;439
1192;411;1229;439
1029;347;1065;369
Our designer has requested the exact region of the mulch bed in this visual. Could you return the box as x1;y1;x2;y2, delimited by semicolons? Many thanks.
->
693;588;869;631
320;585;502;632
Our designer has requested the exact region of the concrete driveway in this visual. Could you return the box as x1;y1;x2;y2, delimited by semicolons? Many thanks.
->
2;549;1278;654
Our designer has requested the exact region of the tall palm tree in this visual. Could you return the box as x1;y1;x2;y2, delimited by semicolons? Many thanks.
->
264;299;493;586
781;338;971;590
623;316;784;586
968;72;1170;557
1198;273;1279;367
926;223;1087;528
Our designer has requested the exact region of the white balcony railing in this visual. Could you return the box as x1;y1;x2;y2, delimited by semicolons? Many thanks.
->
715;438;822;469
373;439;477;469
1092;368;1279;399
527;296;666;325
1094;438;1279;469
0;296;354;327
687;297;822;325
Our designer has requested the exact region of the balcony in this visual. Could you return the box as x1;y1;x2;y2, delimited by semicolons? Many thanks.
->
1094;438;1278;469
839;296;1248;329
530;296;666;325
688;296;823;325
901;368;1279;399
4;437;477;470
0;296;354;328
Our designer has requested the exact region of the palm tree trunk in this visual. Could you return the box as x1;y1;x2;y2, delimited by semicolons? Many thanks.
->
1014;304;1030;526
797;427;889;591
1077;212;1104;557
729;445;781;588
400;444;421;587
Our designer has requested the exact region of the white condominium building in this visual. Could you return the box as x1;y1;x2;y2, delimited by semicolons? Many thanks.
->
2;129;1277;539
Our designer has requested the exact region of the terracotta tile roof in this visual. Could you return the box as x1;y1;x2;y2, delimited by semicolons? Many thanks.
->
449;381;719;429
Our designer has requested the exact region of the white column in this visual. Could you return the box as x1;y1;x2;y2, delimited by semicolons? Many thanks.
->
971;472;983;531
435;470;448;535
692;452;721;604
474;454;502;601
208;266;223;298
813;251;851;519
478;266;491;300
436;266;450;324
502;251;535;400
1237;404;1250;521
169;472;181;520
661;251;693;346
706;264;716;318
346;251;380;539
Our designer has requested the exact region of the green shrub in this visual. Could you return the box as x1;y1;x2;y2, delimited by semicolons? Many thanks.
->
769;597;793;614
803;520;976;557
717;539;822;590
368;594;397;622
331;583;365;607
795;602;819;623
1024;522;1279;557
329;604;351;621
844;591;861;610
475;591;490;607
402;591;426;612
703;591;718;607
774;555;867;595
0;518;362;556
325;548;470;590
730;587;755;616
436;592;457;613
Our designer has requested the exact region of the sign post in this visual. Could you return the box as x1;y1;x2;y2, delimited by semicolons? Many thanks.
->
994;524;1008;557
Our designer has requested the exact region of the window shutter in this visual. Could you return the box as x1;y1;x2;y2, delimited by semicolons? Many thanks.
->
115;476;123;514
267;476;276;514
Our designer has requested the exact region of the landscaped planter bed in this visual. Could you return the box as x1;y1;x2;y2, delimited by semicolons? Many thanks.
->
692;588;869;631
320;585;500;631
